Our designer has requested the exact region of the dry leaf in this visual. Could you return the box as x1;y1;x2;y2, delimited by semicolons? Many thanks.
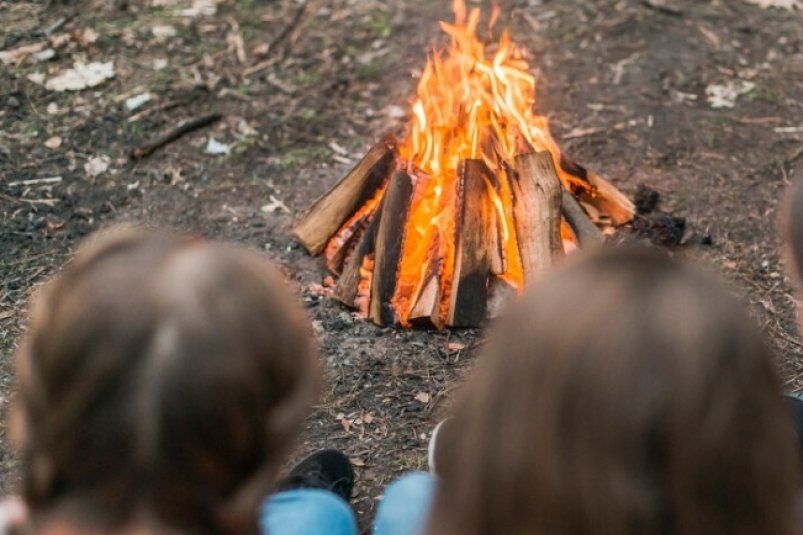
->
45;61;115;91
414;392;431;404
705;80;755;108
0;42;46;65
84;155;111;177
27;72;46;85
45;136;62;149
447;341;466;351
125;92;152;111
75;27;99;47
181;0;218;16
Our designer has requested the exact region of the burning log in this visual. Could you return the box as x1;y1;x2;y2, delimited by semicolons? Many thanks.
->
294;134;397;255
560;155;635;225
369;171;415;326
446;160;496;327
512;151;563;283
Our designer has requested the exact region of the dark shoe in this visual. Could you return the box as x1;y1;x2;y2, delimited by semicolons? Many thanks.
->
276;449;355;502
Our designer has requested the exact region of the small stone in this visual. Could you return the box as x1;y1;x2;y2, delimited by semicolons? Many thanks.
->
7;96;20;108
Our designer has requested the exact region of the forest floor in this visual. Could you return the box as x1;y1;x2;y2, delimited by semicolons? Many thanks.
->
2;0;803;529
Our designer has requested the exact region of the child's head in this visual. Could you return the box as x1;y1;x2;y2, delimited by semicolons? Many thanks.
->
10;227;319;535
428;248;799;535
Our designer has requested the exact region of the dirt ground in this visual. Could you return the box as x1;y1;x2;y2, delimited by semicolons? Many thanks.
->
2;0;803;528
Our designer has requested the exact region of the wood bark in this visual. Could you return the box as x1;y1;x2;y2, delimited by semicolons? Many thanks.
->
369;171;415;326
293;134;397;254
512;151;563;284
447;160;495;327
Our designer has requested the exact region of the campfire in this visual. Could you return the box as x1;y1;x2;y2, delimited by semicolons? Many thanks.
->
294;1;635;329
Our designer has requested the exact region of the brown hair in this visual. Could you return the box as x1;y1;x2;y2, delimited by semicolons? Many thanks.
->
427;248;799;535
10;226;319;535
782;169;803;283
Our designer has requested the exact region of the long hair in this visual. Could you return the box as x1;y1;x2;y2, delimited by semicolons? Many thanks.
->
426;248;799;535
9;226;320;535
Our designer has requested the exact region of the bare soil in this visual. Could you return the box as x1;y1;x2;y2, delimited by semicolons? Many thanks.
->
2;0;803;529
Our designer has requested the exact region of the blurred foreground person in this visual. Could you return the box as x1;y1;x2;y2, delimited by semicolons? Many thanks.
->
5;226;357;535
379;248;801;535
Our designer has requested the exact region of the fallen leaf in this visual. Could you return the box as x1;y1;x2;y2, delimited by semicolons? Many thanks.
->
153;58;168;71
705;80;755;108
743;0;801;9
45;136;62;149
84;155;111;177
46;102;59;114
447;341;466;351
205;138;230;155
45;61;115;92
75;27;99;47
340;418;352;433
414;392;431;404
0;42;47;65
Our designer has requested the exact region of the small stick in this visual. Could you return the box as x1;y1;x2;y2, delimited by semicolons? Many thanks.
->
243;0;308;77
130;113;222;160
561;188;604;247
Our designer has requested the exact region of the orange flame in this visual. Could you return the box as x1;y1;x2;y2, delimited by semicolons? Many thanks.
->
390;0;572;326
326;0;583;328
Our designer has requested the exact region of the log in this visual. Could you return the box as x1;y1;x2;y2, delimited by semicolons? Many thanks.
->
293;134;397;255
560;154;635;226
369;171;415;326
325;183;387;274
561;188;604;248
447;160;496;327
512;151;563;283
335;212;382;307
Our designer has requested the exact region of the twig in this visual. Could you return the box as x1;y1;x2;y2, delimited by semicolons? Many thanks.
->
7;176;62;187
243;0;309;77
43;17;67;36
0;193;59;206
130;113;222;159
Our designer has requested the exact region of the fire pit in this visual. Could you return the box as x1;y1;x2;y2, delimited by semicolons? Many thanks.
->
294;1;635;329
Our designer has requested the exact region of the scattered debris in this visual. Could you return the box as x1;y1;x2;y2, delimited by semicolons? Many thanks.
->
33;49;56;63
45;61;115;92
27;72;46;85
744;0;802;10
84;155;111;178
705;80;755;108
180;0;219;17
0;42;47;65
125;92;153;111
633;214;687;246
641;0;684;16
205;137;231;155
261;195;290;214
130;113;222;159
152;25;178;39
775;126;803;134
414;392;431;404
44;136;62;149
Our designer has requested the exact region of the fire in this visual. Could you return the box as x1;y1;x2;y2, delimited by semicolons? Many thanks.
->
318;0;598;328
